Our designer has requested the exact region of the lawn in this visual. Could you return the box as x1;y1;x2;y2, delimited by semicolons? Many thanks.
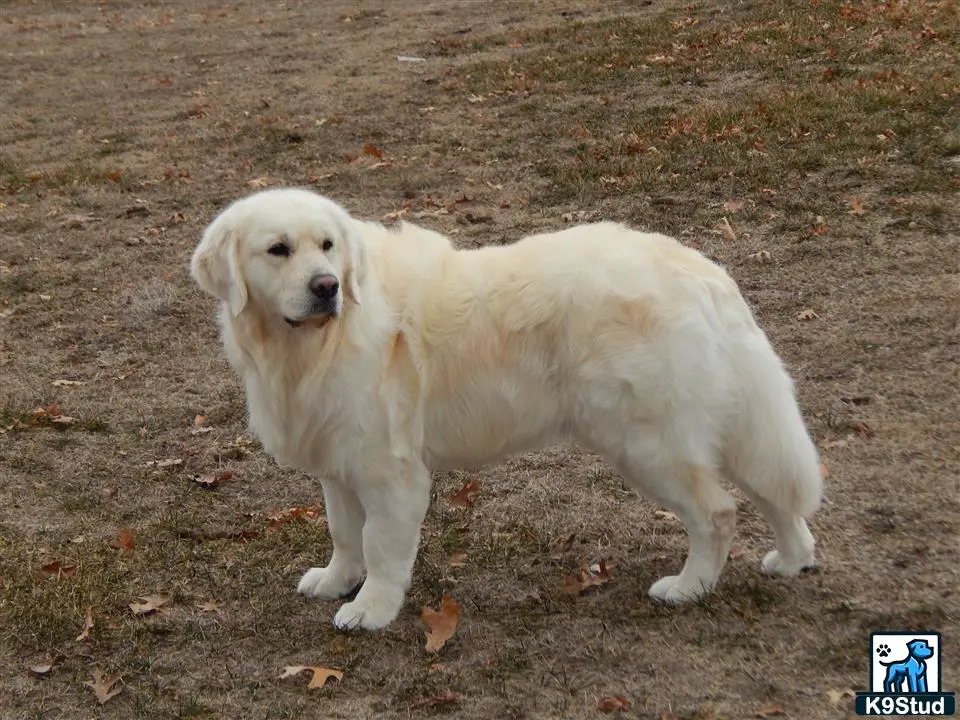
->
1;1;957;718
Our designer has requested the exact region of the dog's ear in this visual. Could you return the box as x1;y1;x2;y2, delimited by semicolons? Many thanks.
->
340;220;367;306
191;210;248;317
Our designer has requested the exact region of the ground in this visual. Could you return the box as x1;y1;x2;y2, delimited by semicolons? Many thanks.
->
1;1;958;718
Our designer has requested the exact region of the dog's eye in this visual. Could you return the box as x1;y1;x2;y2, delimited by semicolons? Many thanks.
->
267;242;290;257
322;239;333;251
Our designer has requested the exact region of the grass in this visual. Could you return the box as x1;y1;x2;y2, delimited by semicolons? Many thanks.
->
0;1;957;718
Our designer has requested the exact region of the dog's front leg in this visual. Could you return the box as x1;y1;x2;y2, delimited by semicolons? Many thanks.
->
332;456;430;631
297;477;365;600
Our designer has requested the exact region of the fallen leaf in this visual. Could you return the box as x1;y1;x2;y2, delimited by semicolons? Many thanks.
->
848;197;867;215
849;420;875;438
129;592;173;616
193;414;206;426
82;670;123;705
598;696;631;713
76;606;94;641
796;308;819;321
265;504;324;525
840;395;872;406
422;594;462;653
723;199;745;213
653;510;680;522
246;177;268;188
145;457;183;468
756;701;784;717
52;379;84;387
28;664;53;676
718;216;737;240
819;436;851;450
109;528;136;552
49;415;78;426
411;691;457;709
450;479;481;507
361;143;383;160
190;426;214;435
826;688;855;705
196;599;220;613
748;249;772;263
563;560;612;594
191;471;233;488
40;561;76;578
278;665;344;689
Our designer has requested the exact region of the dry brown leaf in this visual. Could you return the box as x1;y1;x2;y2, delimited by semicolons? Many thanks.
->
653;510;680;522
449;480;481;507
411;691;457;709
191;471;233;488
109;528;136;552
563;560;612;594
849;420;875;438
723;199;745;213
422;594;462;653
28;663;53;677
193;414;206;426
196;599;220;613
76;606;94;642
130;592;173;616
847;197;867;215
748;250;772;263
796;308;818;321
361;143;384;160
49;415;78;426
40;561;76;577
246;177;268;188
265;504;324;525
756;701;784;717
826;688;855;705
718;216;737;241
278;665;344;689
82;670;123;705
598;695;631;712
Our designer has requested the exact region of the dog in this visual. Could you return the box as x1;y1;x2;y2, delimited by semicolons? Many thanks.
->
190;187;823;631
882;639;934;693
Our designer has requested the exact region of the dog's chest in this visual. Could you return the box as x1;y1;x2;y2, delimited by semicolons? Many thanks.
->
244;369;378;478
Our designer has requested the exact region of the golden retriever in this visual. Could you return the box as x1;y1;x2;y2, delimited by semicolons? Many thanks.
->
191;187;823;631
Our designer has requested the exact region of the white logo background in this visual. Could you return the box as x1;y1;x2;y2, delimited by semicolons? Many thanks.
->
872;633;941;693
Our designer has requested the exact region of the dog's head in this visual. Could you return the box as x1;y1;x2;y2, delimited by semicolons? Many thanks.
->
191;188;365;327
906;639;934;660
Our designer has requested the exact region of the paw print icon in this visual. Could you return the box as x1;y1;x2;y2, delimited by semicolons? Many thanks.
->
877;643;892;658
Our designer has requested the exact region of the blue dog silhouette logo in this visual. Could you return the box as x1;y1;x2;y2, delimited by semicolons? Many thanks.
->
880;638;935;694
855;631;956;716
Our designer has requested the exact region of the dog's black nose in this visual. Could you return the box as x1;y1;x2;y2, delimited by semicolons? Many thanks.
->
309;274;339;300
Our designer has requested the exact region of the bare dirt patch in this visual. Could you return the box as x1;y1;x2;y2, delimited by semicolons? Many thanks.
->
1;1;957;718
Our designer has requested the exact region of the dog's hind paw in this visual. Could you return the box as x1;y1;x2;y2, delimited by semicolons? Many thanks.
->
297;566;362;600
760;549;816;577
648;575;709;605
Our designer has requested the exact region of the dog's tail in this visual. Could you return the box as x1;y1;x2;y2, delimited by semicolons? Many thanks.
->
722;330;823;518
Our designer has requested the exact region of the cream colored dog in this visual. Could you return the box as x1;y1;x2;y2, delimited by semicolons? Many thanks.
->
191;187;823;631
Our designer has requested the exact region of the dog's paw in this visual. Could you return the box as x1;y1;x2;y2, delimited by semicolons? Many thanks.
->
296;566;361;600
648;575;706;605
760;549;817;577
332;583;403;631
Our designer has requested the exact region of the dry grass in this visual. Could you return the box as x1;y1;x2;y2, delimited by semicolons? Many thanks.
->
1;1;958;718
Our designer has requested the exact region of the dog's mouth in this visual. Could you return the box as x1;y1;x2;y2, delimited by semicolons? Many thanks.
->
284;313;335;330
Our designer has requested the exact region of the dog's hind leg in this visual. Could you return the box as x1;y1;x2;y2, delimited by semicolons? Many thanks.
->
614;452;737;604
297;478;366;599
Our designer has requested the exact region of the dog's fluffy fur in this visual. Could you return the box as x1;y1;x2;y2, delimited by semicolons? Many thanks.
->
191;187;823;630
